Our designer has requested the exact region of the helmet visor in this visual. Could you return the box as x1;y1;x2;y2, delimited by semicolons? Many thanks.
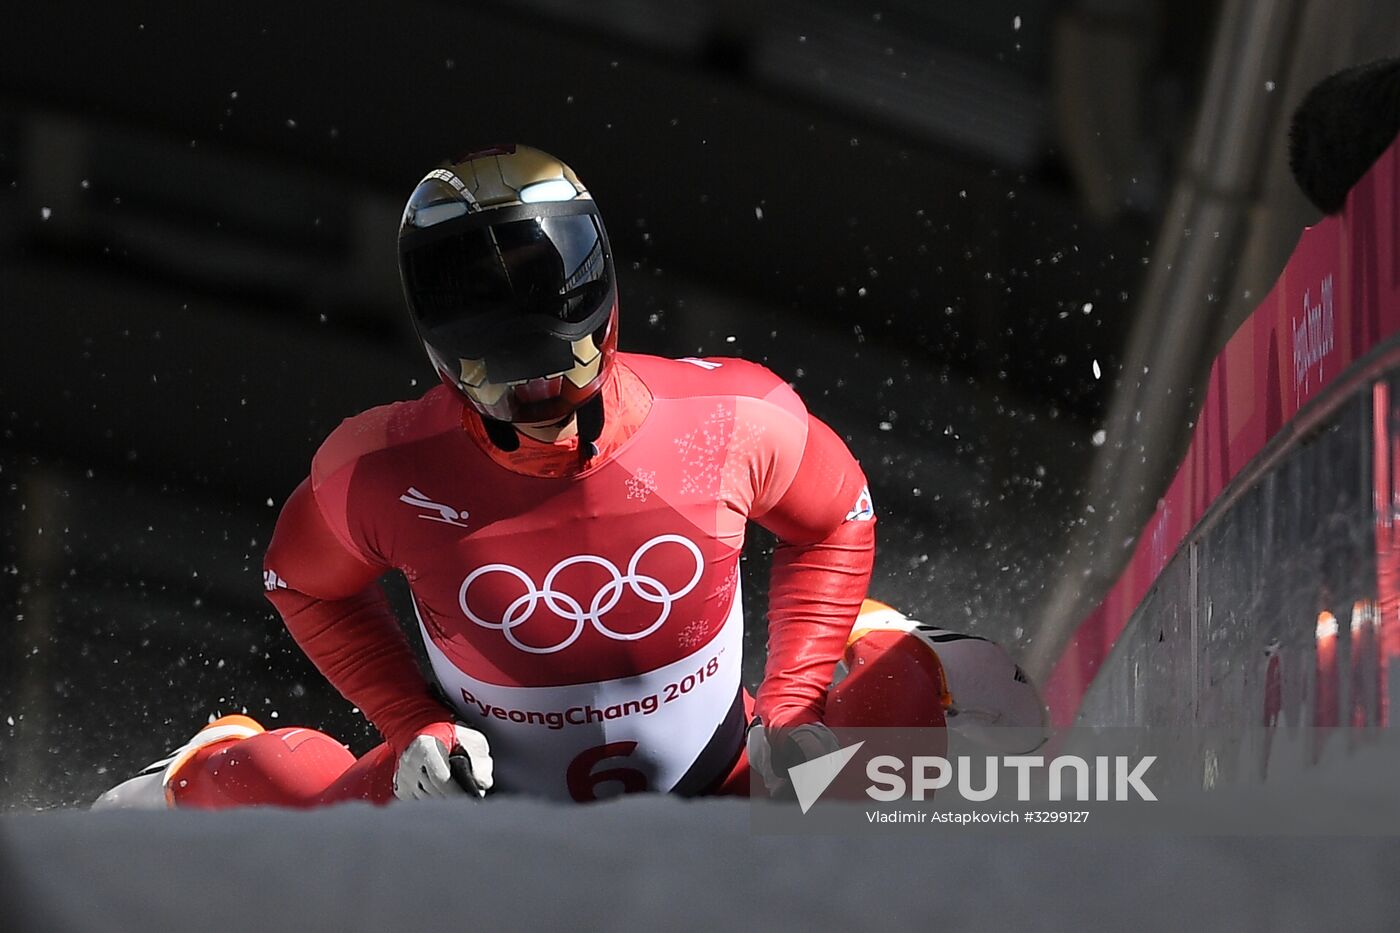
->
402;212;612;328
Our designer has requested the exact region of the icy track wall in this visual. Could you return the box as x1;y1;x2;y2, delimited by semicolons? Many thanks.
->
1047;134;1400;737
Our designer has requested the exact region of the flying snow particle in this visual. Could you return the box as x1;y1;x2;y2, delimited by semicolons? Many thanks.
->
1092;359;1102;380
878;421;893;432
40;207;51;221
1081;301;1093;314
1013;15;1022;31
265;497;275;507
1264;80;1276;92
754;206;764;220
1091;429;1107;447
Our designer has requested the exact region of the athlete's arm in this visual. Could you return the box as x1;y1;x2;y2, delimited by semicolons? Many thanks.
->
263;478;458;755
750;410;876;731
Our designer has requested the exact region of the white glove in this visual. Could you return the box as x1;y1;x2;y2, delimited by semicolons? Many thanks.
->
746;721;841;796
392;724;494;801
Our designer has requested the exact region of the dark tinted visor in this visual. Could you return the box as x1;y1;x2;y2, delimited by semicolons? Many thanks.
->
402;212;612;327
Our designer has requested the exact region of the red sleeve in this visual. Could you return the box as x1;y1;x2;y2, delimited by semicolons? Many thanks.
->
751;414;875;730
263;478;456;754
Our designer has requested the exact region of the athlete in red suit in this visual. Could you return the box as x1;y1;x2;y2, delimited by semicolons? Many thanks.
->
94;145;1041;810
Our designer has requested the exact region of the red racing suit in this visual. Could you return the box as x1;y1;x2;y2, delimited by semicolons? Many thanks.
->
263;353;874;800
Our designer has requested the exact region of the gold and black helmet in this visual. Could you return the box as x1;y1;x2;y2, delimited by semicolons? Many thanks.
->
397;144;618;428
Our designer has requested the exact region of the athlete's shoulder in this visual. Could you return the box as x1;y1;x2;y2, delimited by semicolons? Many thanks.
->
311;385;460;486
621;352;801;407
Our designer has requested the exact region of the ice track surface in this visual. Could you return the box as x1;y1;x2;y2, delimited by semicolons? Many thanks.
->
4;790;1400;932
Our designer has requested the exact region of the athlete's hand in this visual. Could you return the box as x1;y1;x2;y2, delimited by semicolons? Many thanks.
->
392;723;494;801
746;720;841;797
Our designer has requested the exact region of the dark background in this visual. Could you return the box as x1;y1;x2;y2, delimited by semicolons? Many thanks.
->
1;0;1390;808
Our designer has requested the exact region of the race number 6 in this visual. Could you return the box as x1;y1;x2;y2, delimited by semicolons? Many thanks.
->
566;741;649;801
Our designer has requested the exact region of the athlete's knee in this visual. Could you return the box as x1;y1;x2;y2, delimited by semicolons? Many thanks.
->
827;603;951;729
172;727;355;808
827;602;1048;753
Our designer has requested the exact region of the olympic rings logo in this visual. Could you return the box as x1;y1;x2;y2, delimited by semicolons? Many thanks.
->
458;535;705;654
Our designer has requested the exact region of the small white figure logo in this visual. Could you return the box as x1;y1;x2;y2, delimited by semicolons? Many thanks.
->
401;487;470;528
